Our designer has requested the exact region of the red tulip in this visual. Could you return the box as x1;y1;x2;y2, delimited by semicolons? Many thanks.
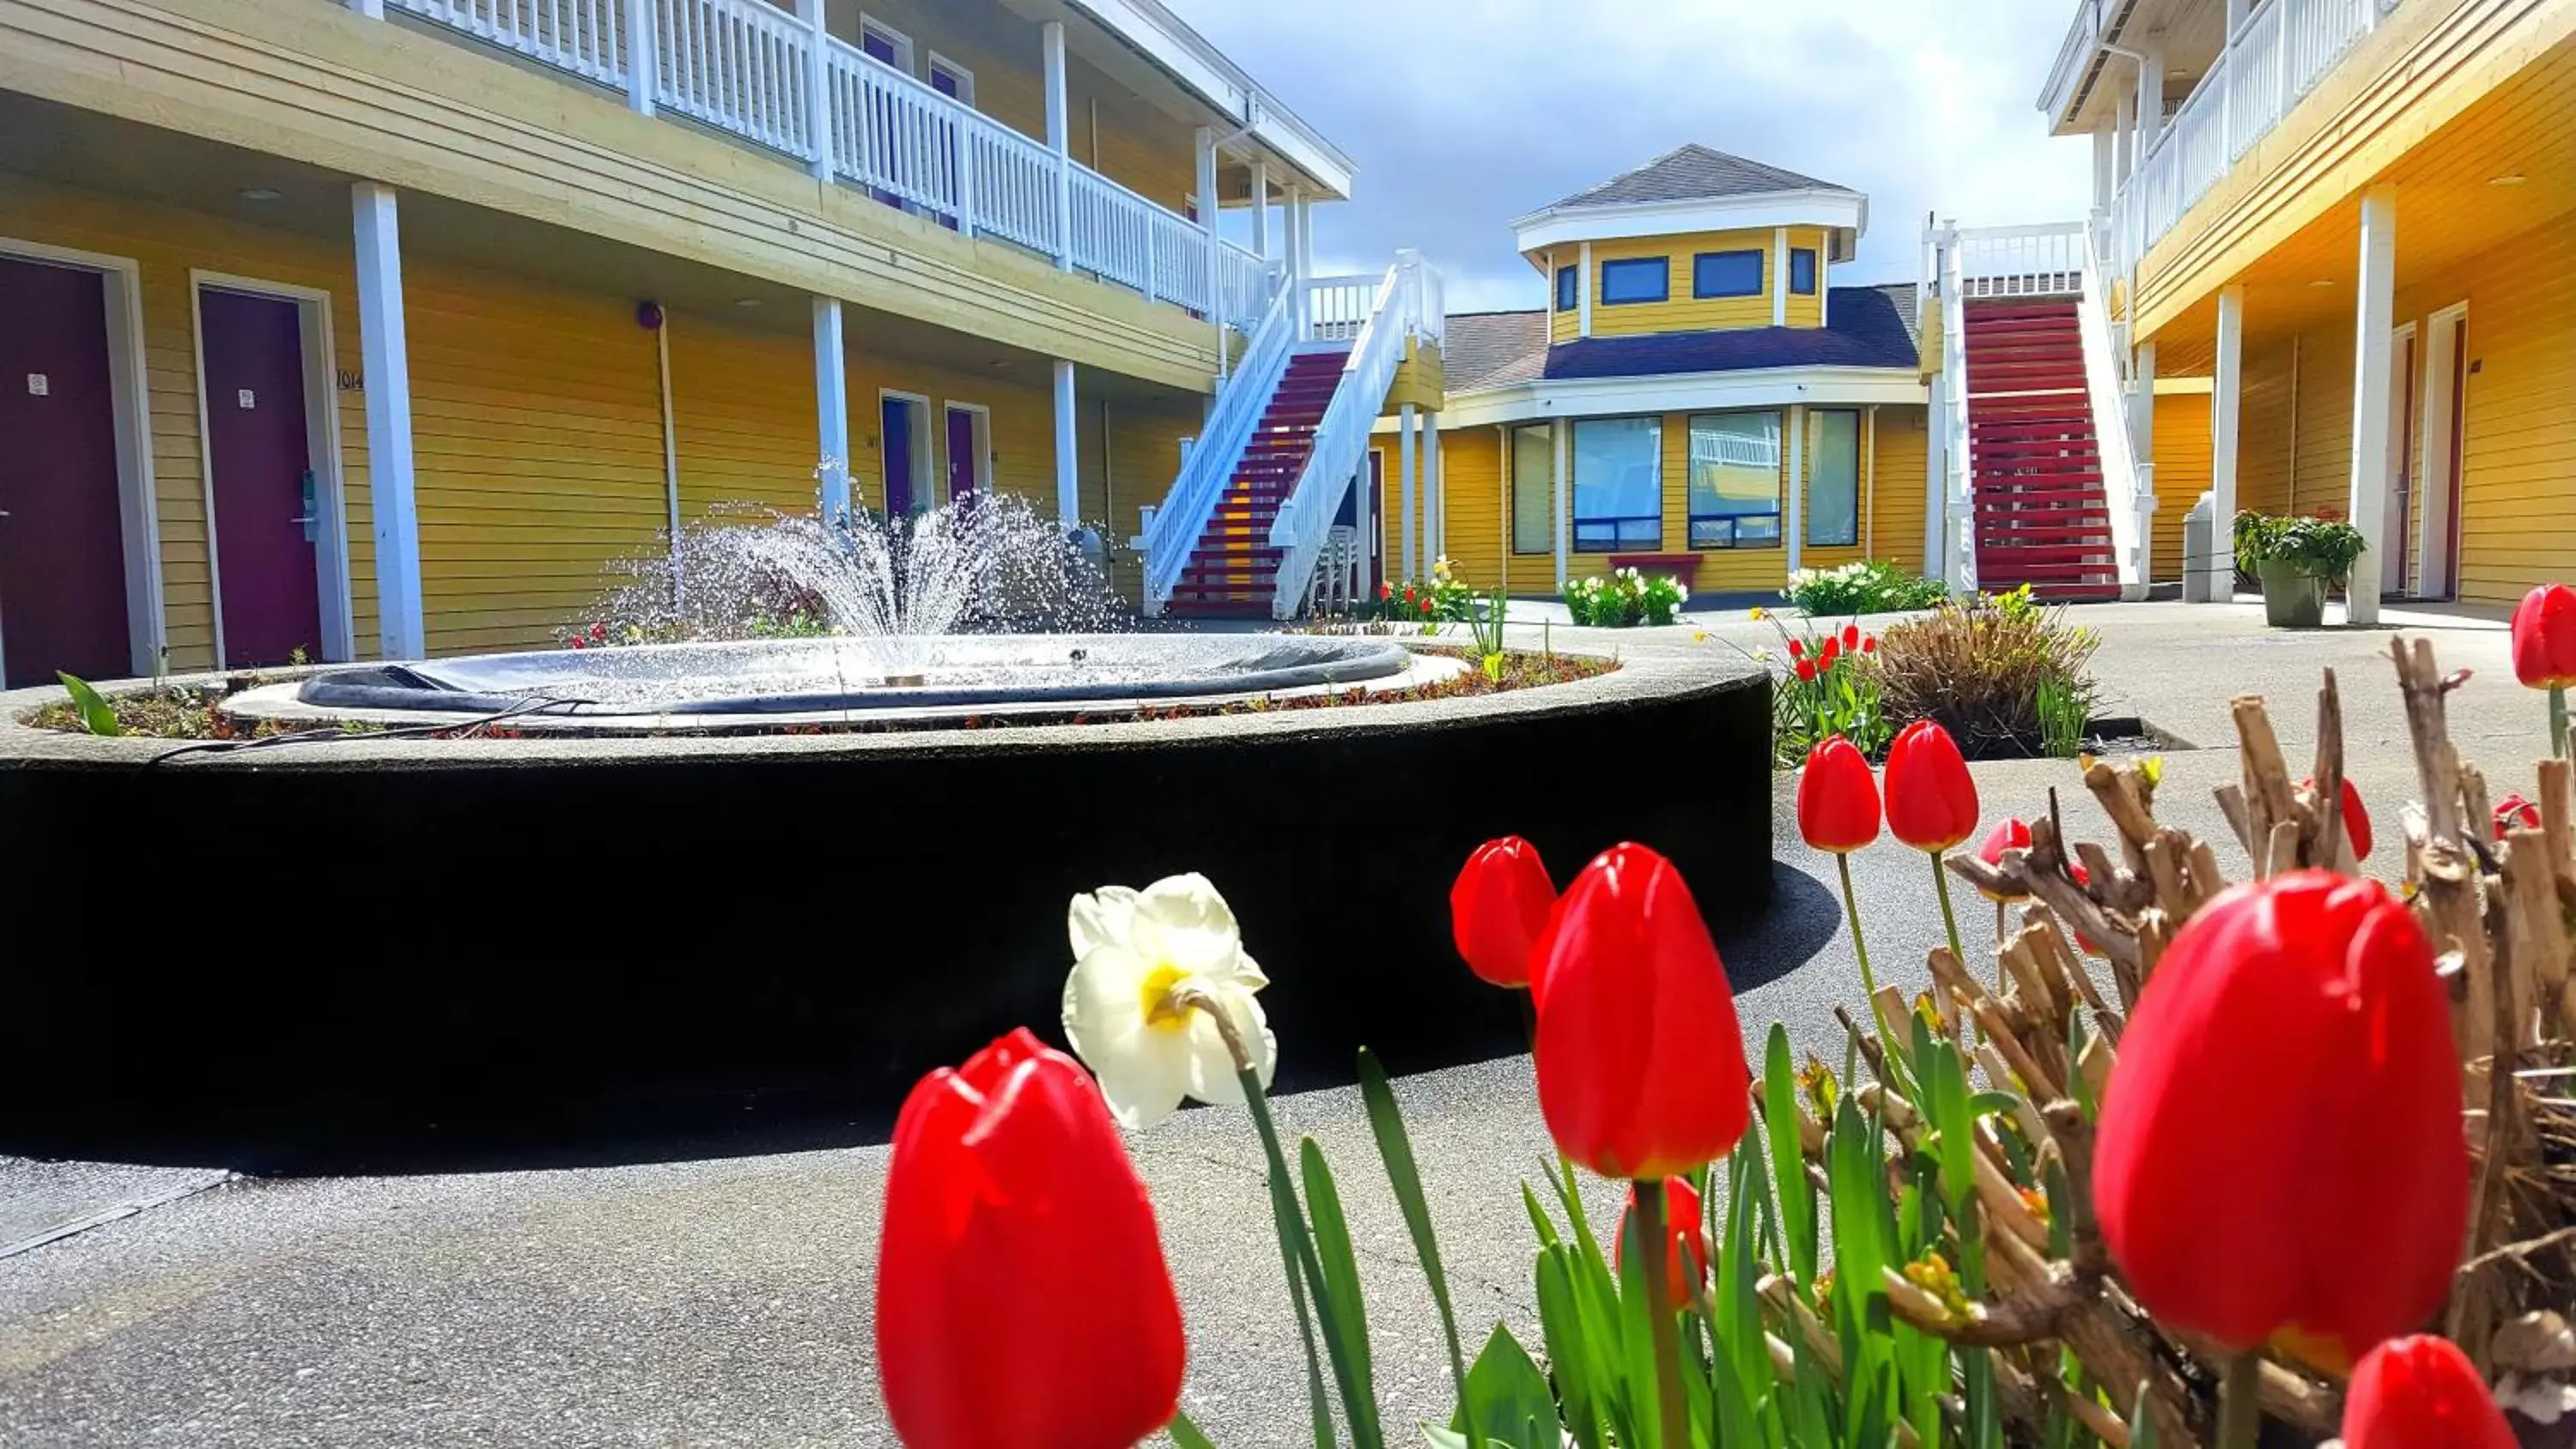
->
2343;1335;2517;1449
1795;658;1818;682
1530;843;1752;1179
2093;870;2464;1360
1451;836;1556;988
1842;624;1861;652
877;1028;1185;1449
1885;720;1978;852
2299;776;2372;860
2495;792;2542;840
1862;634;1877;654
1613;1175;1710;1311
2511;583;2576;689
1788;638;1805;660
2068;860;2103;955
1975;817;2032;900
1820;635;1841;665
1797;737;1880;853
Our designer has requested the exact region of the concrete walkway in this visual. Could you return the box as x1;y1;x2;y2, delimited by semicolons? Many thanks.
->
0;601;2546;1448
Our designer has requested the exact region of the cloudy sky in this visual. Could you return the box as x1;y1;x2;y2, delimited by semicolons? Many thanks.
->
1174;0;2098;313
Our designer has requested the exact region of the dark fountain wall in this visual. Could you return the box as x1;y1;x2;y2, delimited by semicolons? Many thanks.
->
0;661;1771;1156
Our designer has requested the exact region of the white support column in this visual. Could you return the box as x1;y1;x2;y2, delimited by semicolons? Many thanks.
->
1249;160;1271;261
1425;420;1444;563
345;0;384;15
2203;287;2244;603
796;0;832;180
1772;227;1790;328
1576;241;1593;339
1784;404;1806;573
624;0;658;117
2112;90;2136;187
812;297;851;524
1397;403;1419;581
1194;125;1218;297
1285;185;1308;340
2136;45;2166;158
1552;419;1571;588
1043;21;1072;271
2092;121;2117;214
351;182;423;660
1053;360;1080;525
2348;185;2398;626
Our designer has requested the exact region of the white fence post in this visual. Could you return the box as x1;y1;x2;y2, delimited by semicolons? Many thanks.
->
625;0;657;116
798;0;831;179
351;181;425;660
1043;21;1072;271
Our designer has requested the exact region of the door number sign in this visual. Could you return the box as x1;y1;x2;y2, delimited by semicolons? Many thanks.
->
237;389;256;409
24;373;45;397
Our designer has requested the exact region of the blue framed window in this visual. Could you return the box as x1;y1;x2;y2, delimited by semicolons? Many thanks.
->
1686;411;1783;549
1554;264;1577;312
1598;258;1669;306
1572;416;1662;551
1693;250;1764;299
1790;247;1819;295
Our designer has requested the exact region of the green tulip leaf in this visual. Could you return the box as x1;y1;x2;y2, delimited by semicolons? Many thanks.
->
1168;1410;1220;1449
1359;1049;1477;1449
1454;1322;1556;1449
1299;1137;1382;1447
1534;1246;1608;1449
56;673;119;737
1765;1023;1819;1286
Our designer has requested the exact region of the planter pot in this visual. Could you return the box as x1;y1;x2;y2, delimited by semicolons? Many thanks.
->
2259;560;2330;628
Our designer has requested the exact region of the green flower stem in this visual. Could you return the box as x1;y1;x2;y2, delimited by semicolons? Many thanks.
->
1931;851;1968;975
2553;683;2568;760
2215;1351;2262;1449
1632;1179;1692;1449
1836;852;1910;1086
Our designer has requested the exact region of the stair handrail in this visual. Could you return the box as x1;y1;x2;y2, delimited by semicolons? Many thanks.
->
1267;252;1423;618
2075;232;2150;598
1142;269;1296;613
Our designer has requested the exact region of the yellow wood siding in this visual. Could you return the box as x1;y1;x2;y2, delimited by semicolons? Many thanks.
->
2148;392;2212;582
1866;408;1931;574
1546;227;1832;340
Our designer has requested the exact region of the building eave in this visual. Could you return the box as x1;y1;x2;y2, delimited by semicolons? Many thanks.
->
1510;190;1869;255
1401;365;1927;432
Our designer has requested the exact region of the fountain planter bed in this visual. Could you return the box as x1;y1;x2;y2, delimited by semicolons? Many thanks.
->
0;650;1771;1155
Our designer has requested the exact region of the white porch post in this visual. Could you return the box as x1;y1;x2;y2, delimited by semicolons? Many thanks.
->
2204;287;2244;603
624;0;658;116
796;0;832;180
1397;403;1419;581
1425;419;1444;563
1784;404;1806;573
1042;21;1072;271
1286;185;1308;341
1249;160;1271;260
2092;122;2117;215
1552;418;1571;588
812;297;851;524
2347;185;2398;626
1053;360;1079;524
1772;227;1790;327
345;0;383;15
1194;124;1218;300
2112;90;2136;188
351;182;424;660
1576;241;1593;338
2136;45;2165;157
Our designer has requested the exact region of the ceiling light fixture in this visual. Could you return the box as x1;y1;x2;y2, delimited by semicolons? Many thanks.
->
2310;278;2336;288
732;297;763;309
239;187;283;203
2489;173;2527;186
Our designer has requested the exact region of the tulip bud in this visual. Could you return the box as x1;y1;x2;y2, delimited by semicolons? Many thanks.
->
1796;737;1880;854
2511;583;2576;689
2343;1335;2518;1449
1885;720;1978;852
1975;817;2032;901
2495;792;2542;840
1450;836;1556;989
1614;1175;1710;1313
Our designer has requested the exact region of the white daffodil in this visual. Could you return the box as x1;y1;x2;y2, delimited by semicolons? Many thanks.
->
1061;872;1277;1129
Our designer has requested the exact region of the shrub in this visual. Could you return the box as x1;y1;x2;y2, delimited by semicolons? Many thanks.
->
1874;591;2099;757
1783;560;1949;616
1564;567;1687;627
2234;510;2367;585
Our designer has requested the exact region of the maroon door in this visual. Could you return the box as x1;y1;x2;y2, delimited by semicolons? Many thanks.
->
945;407;978;500
0;257;132;688
199;288;322;667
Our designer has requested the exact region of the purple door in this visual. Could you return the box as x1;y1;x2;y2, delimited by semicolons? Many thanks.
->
199;288;322;667
945;407;978;500
0;257;132;688
882;397;915;515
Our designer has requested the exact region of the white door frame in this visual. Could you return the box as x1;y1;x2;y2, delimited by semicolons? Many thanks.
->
2383;320;2417;599
0;236;165;680
188;270;356;665
2415;303;2468;602
942;400;993;499
878;388;933;513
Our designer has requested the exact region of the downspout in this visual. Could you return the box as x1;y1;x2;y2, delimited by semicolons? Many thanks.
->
654;310;682;597
1496;423;1510;597
2286;335;2302;513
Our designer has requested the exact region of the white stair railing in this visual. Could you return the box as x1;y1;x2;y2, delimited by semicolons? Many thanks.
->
2075;235;2151;599
1304;275;1383;342
1268;253;1431;618
1140;274;1296;614
1932;226;1978;595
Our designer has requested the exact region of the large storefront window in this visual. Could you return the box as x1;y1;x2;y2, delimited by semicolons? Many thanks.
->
1572;417;1662;551
1510;422;1553;555
1807;409;1861;548
1686;411;1781;549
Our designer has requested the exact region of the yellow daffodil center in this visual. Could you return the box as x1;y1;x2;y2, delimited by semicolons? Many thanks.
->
1139;964;1194;1033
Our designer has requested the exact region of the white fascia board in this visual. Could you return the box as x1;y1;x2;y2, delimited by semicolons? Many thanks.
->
1064;0;1357;198
1431;367;1927;432
1510;191;1868;254
2037;0;2100;124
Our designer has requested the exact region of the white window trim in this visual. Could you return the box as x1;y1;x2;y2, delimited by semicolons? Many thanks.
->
878;389;934;513
0;237;165;679
186;270;357;667
927;51;975;105
942;400;993;498
859;14;914;73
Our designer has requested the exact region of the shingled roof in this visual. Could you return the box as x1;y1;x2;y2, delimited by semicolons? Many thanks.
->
1540;143;1855;212
1439;284;1921;397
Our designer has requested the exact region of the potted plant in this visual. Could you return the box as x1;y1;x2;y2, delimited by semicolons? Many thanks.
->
2234;511;2366;627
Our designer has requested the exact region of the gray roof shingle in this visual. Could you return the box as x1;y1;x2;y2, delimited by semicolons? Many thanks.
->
1437;284;1922;398
1439;310;1551;393
1540;143;1854;212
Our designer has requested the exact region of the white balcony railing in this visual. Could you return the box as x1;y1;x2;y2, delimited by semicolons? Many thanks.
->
383;0;1279;331
2111;0;2400;274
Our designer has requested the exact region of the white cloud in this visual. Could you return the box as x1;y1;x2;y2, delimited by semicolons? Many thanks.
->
1179;0;2093;312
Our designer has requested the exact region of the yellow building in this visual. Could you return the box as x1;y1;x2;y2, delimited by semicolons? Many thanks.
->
1371;145;1935;603
0;0;1389;680
2031;0;2576;614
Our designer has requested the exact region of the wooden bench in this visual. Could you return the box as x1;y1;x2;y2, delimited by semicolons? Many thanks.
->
1608;553;1702;587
